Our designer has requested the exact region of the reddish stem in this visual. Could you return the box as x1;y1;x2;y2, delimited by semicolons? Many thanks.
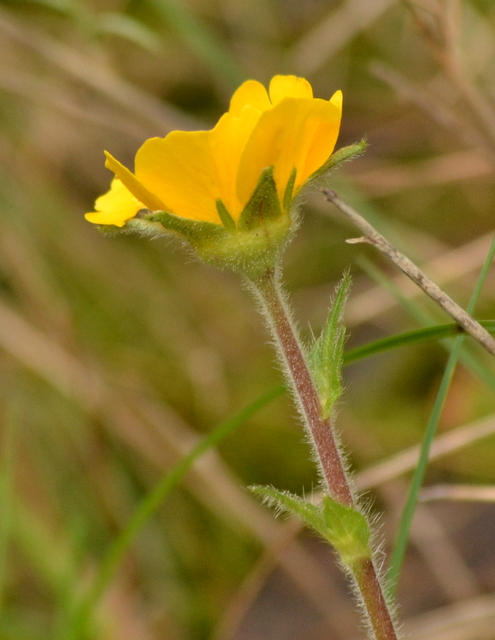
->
253;268;399;640
255;269;353;506
354;559;398;640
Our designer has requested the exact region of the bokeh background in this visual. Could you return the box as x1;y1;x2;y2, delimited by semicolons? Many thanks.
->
1;0;495;638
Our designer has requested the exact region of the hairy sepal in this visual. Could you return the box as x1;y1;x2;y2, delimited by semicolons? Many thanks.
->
306;139;367;185
146;166;293;279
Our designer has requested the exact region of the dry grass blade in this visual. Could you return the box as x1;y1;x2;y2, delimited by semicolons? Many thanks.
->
441;0;495;149
289;0;398;74
349;150;492;197
403;593;495;640
408;505;481;600
421;484;495;502
370;62;495;161
0;7;200;132
0;297;345;629
0;66;152;139
357;413;495;491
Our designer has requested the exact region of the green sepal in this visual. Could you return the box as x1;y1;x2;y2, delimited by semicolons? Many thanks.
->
238;166;282;230
320;495;371;566
283;168;297;212
94;217;172;238
306;139;367;185
310;272;351;418
215;199;237;231
251;485;371;567
145;210;227;241
125;167;294;279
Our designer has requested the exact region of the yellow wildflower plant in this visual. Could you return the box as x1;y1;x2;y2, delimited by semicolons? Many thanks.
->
86;75;358;278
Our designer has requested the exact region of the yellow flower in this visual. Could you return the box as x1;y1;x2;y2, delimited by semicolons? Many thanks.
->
85;75;342;228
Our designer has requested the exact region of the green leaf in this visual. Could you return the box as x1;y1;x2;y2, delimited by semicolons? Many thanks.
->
320;495;371;566
251;486;371;567
310;272;351;418
238;166;282;230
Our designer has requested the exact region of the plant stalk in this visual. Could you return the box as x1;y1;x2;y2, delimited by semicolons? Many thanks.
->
251;267;399;640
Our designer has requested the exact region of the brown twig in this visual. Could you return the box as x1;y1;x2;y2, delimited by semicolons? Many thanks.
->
323;188;495;358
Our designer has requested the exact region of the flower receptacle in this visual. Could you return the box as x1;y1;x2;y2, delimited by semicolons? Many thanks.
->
146;166;295;279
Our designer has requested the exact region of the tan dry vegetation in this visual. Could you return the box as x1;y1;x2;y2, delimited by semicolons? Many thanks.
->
0;1;495;639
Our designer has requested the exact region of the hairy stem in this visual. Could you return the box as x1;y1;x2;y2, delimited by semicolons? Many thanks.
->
353;559;397;640
254;268;353;505
251;267;399;640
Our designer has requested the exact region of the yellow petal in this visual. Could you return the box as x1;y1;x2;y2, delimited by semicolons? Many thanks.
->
268;75;313;105
237;97;342;204
209;108;262;218
298;99;343;183
85;178;143;227
89;76;343;230
330;89;343;110
229;79;271;116
133;105;264;223
104;151;167;212
134;133;221;223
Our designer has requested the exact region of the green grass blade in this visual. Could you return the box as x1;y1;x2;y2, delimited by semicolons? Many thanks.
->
70;385;282;638
388;232;495;593
345;321;494;364
0;400;19;615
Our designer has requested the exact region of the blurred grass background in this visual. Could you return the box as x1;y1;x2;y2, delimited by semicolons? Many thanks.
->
1;0;495;638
